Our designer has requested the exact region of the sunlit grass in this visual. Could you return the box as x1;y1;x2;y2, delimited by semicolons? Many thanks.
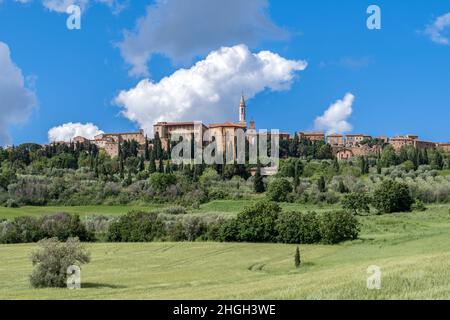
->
0;204;449;299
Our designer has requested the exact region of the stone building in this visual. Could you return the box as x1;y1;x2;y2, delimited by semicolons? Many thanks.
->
91;129;146;157
345;134;372;147
153;121;208;150
72;136;89;144
335;148;354;161
298;132;325;142
437;143;450;152
334;145;381;161
327;134;344;146
388;135;436;151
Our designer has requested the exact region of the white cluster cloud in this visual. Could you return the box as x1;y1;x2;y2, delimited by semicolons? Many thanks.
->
48;122;104;142
314;93;355;135
118;0;287;77
425;12;450;45
115;44;307;135
0;42;37;146
12;0;125;13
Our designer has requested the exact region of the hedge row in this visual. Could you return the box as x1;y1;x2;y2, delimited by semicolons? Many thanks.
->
0;213;93;244
0;201;360;245
107;201;360;244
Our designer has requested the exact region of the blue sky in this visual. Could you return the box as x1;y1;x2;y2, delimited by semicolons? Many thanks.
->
0;0;449;145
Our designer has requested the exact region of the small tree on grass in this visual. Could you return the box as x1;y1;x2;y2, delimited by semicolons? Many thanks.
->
372;180;413;213
30;237;90;288
295;246;301;268
267;178;292;202
341;192;371;215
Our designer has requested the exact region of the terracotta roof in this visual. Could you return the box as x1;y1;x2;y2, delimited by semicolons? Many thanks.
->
208;122;247;128
299;132;325;136
345;134;370;137
100;131;143;137
327;134;344;137
155;121;198;126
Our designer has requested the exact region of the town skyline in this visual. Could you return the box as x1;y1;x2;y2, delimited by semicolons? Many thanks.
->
1;1;450;146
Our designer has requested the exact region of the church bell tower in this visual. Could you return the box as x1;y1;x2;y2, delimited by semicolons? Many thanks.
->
239;94;246;124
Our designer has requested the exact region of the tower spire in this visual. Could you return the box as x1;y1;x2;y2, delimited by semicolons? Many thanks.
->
239;93;246;124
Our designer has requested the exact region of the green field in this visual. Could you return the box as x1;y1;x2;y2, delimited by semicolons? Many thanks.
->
1;204;450;299
0;204;167;219
0;200;339;219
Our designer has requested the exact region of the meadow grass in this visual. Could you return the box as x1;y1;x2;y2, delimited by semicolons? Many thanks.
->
0;204;449;299
0;204;167;219
0;200;336;219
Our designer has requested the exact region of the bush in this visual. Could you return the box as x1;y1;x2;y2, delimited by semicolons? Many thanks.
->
182;216;207;241
411;200;427;212
276;211;321;244
341;192;371;215
0;216;42;243
30;237;90;288
163;206;187;215
40;213;93;241
84;215;116;241
217;218;239;242
0;213;92;244
107;211;165;242
149;173;177;193
319;211;360;244
372;180;414;213
235;200;281;242
266;178;292;202
5;199;19;208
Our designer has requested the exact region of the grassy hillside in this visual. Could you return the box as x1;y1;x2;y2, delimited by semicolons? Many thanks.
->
0;204;167;219
0;200;341;219
1;205;449;299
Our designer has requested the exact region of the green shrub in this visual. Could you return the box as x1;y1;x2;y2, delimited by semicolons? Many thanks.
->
319;211;360;244
40;213;93;241
107;211;165;242
412;200;427;212
149;173;177;193
163;206;187;215
167;220;187;241
235;200;281;242
217;218;239;242
0;216;42;243
276;211;321;244
267;178;292;202
29;237;90;288
341;192;371;215
372;180;414;213
0;213;92;244
5;199;19;208
181;216;207;241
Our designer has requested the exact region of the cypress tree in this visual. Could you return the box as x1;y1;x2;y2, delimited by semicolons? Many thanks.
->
148;148;156;174
317;176;326;193
138;155;145;172
144;136;150;160
124;170;132;186
253;161;265;193
377;160;382;174
295;246;301;268
332;157;340;174
294;160;300;190
423;149;429;165
158;158;164;173
119;155;124;179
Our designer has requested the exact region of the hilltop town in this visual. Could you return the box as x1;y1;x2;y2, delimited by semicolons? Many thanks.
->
63;95;450;161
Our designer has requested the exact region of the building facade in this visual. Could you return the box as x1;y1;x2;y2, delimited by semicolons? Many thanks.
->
298;132;325;142
327;134;344;146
